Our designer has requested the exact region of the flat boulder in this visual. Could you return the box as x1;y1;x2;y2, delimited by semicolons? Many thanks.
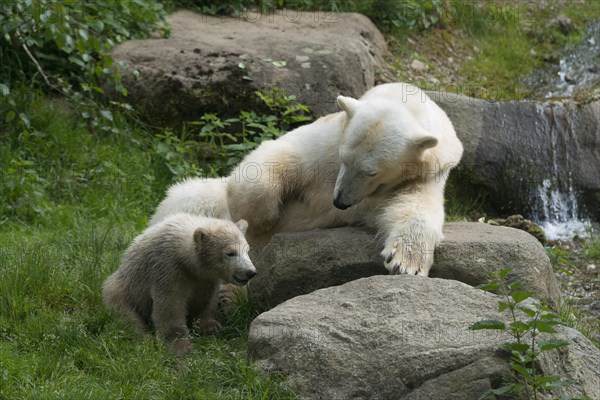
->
109;10;389;127
249;222;561;311
248;275;599;400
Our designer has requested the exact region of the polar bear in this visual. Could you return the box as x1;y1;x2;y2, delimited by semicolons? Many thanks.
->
102;213;256;355
149;177;230;226
227;83;463;276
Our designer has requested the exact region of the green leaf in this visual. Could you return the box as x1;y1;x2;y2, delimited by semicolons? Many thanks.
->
511;363;531;378
78;28;89;40
518;306;536;317
498;267;512;279
511;290;532;303
503;342;529;353
5;110;16;122
238;62;246;69
541;379;571;390
536;321;558;334
498;301;511;312
509;321;529;333
476;282;499;292
469;320;506;330
272;60;286;68
477;384;517;400
0;83;9;96
508;281;526;290
99;110;113;122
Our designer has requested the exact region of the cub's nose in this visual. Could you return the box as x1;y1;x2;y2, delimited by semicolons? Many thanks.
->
246;270;257;280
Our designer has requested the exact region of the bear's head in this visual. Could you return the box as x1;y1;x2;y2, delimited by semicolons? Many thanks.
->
193;219;256;286
332;95;439;210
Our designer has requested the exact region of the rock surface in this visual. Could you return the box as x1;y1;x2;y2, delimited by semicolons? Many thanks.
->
249;276;599;400
109;10;389;126
428;91;600;221
249;222;561;311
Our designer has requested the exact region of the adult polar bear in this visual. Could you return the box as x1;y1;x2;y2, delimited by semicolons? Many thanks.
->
227;83;463;276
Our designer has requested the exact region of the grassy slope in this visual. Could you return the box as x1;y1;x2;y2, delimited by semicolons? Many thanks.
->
0;97;294;399
389;0;600;101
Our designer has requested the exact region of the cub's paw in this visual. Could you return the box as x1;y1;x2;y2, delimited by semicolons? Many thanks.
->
170;337;194;356
193;318;223;335
381;240;431;276
217;283;236;313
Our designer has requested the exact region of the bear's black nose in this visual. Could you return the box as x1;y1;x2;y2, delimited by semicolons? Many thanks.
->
246;270;257;280
333;198;350;210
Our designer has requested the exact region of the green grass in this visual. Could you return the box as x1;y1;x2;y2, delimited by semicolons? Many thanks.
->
0;95;295;399
458;0;600;100
0;227;294;399
584;236;600;260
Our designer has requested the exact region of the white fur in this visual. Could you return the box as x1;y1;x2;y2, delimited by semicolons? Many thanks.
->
227;83;463;276
149;177;230;226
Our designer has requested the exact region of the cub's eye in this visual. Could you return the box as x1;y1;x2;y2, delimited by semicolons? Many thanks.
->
226;251;237;258
366;171;378;177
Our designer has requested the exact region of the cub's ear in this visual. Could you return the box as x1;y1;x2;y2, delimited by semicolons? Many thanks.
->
193;227;209;244
235;219;248;235
337;95;361;118
414;134;438;150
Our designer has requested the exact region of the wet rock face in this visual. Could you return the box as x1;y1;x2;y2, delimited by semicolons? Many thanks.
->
430;92;600;223
108;10;389;127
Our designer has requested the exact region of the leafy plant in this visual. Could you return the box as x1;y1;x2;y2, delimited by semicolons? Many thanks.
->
584;237;600;260
155;89;312;180
546;246;574;276
0;0;168;92
470;268;572;400
0;0;168;133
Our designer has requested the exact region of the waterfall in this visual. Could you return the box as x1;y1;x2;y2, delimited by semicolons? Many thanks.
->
530;104;590;241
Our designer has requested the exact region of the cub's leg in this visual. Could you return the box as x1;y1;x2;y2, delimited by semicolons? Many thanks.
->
151;288;193;355
189;282;222;335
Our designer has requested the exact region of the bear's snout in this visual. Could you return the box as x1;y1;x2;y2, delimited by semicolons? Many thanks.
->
333;196;351;210
232;267;257;286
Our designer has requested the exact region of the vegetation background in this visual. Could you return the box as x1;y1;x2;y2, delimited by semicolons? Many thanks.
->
1;1;599;398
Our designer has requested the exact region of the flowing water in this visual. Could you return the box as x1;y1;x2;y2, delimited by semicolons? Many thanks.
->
524;21;600;99
522;21;600;240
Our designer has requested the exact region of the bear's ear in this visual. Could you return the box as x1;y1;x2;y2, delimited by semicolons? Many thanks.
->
193;227;209;244
414;134;438;150
235;219;248;235
337;95;361;118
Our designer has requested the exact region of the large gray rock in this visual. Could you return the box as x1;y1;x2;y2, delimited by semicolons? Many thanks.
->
109;10;389;126
249;276;600;400
428;92;600;221
249;222;561;311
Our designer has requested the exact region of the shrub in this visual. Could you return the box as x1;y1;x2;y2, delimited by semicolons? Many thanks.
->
0;0;168;96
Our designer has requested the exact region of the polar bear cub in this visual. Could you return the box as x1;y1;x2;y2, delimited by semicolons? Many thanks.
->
102;213;255;355
227;82;463;276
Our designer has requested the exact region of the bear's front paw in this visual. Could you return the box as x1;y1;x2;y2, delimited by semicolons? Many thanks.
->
193;318;223;335
170;337;194;355
381;241;432;276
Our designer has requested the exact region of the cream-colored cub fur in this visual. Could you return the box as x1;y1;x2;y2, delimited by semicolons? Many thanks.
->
227;83;463;276
102;213;255;355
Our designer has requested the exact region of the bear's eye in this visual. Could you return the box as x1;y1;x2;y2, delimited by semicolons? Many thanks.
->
226;251;237;258
366;171;378;177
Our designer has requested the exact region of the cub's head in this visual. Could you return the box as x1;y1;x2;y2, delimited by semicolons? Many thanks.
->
193;219;256;286
333;95;439;210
